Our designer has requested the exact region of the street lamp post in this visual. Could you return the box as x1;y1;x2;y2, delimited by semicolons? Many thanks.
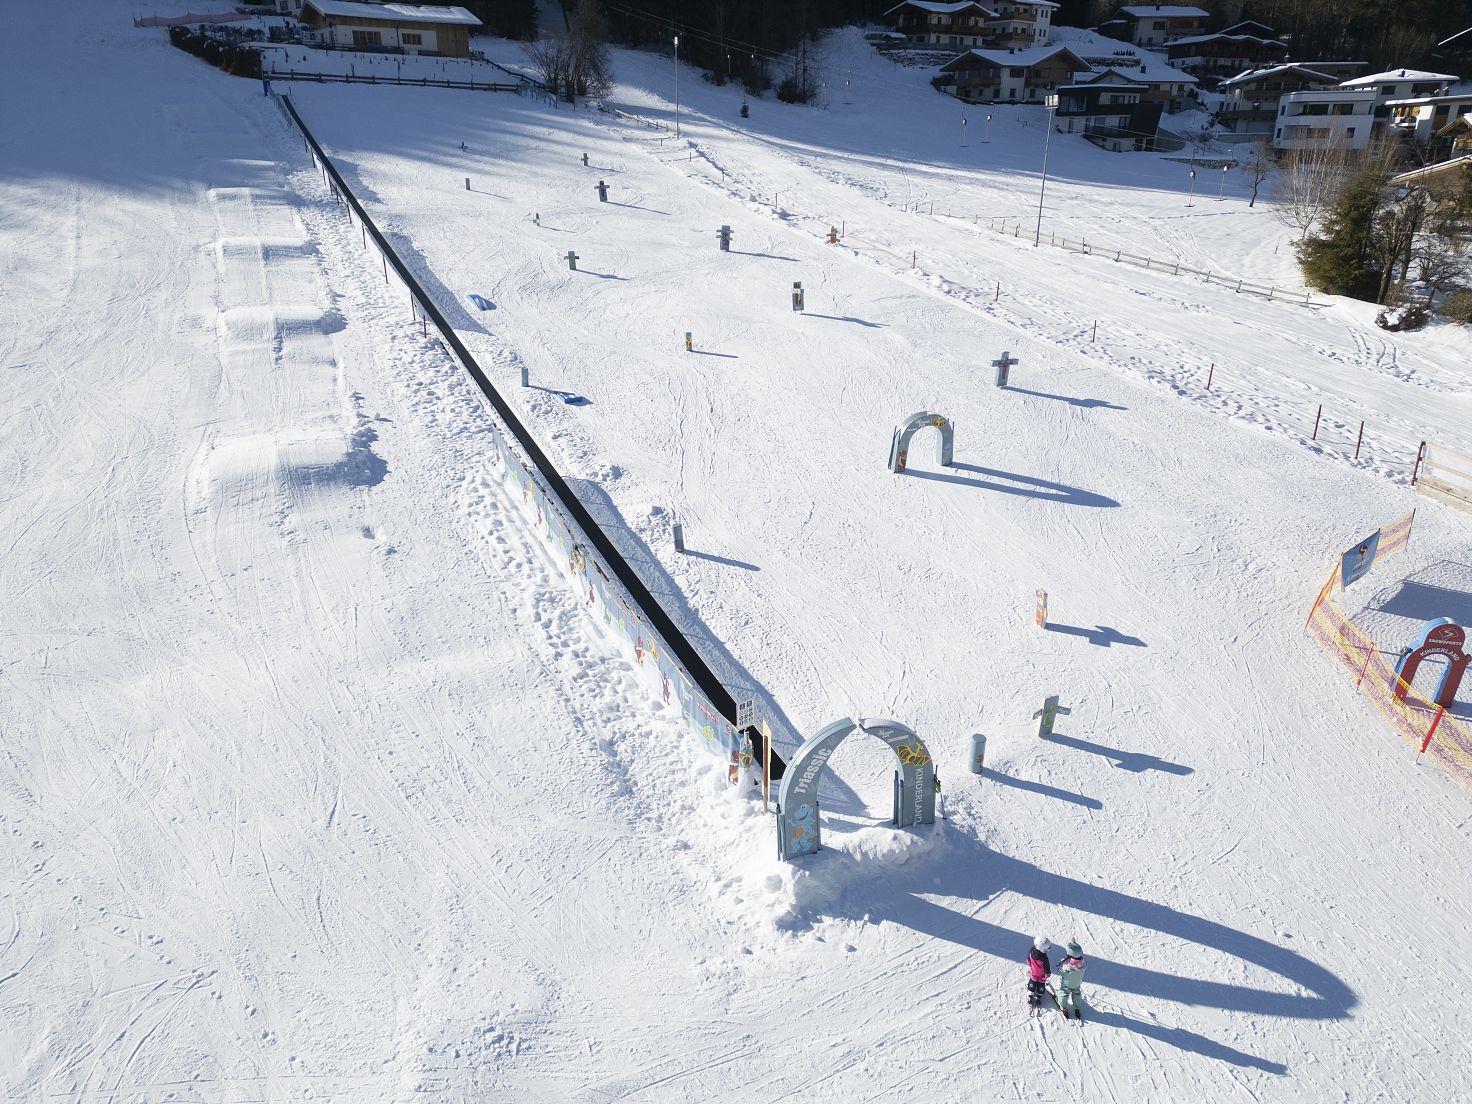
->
673;35;681;138
1218;163;1229;199
1186;168;1197;207
1034;94;1058;246
984;113;993;143
962;114;968;146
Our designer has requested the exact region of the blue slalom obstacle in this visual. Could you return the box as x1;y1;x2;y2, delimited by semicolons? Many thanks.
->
467;293;494;311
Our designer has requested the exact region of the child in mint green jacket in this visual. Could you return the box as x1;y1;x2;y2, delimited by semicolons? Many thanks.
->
1057;940;1086;1019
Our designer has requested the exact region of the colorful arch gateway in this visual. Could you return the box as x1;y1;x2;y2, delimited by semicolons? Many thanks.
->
776;717;937;861
888;411;954;473
1395;618;1469;709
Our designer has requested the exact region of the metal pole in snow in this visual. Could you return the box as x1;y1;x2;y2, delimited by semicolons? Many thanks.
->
1421;706;1447;754
1205;363;1214;390
1312;404;1322;440
1357;644;1375;687
1034;99;1057;245
1412;441;1426;485
1091;320;1097;343
1354;421;1365;459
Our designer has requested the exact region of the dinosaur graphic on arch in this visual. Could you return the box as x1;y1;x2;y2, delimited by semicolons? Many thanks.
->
888;411;954;474
776;717;936;861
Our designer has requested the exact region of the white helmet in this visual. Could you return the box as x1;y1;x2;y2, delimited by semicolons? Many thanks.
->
1034;935;1052;953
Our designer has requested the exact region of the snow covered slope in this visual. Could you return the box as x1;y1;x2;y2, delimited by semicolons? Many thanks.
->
4;5;1471;1101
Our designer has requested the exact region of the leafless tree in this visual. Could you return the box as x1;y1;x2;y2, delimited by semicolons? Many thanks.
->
1244;139;1274;208
1272;142;1350;240
1372;186;1430;304
524;36;568;97
1412;168;1472;303
566;0;612;101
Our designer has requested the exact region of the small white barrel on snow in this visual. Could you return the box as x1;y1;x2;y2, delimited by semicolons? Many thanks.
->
969;732;986;775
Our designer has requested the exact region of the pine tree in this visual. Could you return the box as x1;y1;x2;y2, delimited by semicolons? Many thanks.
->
1296;161;1392;300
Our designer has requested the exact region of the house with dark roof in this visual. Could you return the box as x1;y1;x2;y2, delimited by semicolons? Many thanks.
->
984;0;1059;49
1218;19;1276;39
299;1;481;58
1216;64;1338;134
884;1;996;49
1098;5;1208;48
1293;60;1369;83
1085;63;1196;112
1165;31;1288;80
883;0;1057;49
1055;77;1163;149
936;44;1088;103
1390;153;1472;197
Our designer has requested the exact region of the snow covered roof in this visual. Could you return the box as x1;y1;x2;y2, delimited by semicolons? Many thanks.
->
1118;5;1208;17
1384;92;1472;107
1219;64;1336;89
941;44;1086;70
1141;66;1196;83
303;1;482;25
883;0;994;14
1390;154;1472;185
1083;64;1196;85
1219;19;1275;35
1071;78;1148;89
1167;32;1284;48
1341;68;1457;87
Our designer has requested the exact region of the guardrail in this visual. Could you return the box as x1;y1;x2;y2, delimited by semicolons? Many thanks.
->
277;94;745;739
263;68;519;92
979;217;1315;306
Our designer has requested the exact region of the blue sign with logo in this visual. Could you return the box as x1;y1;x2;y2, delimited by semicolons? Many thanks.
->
1340;530;1381;590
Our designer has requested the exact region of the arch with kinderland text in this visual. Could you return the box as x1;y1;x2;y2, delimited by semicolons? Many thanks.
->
1394;617;1469;709
888;411;954;473
775;717;936;861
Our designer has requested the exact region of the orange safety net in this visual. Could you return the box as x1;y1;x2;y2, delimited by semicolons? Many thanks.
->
1304;510;1472;791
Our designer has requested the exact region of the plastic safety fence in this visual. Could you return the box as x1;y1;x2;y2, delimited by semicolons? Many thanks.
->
485;431;748;767
277;95;749;774
1305;511;1472;791
1378;509;1416;557
1418;442;1472;515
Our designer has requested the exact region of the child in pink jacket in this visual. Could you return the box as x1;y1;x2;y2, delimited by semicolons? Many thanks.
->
1026;936;1052;1007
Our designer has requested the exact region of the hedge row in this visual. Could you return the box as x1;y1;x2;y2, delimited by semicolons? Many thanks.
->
168;24;263;80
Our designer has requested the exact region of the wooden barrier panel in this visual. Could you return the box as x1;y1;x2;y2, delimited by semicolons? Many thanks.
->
1417;442;1472;514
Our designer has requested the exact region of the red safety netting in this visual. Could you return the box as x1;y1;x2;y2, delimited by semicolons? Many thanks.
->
1305;510;1472;791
